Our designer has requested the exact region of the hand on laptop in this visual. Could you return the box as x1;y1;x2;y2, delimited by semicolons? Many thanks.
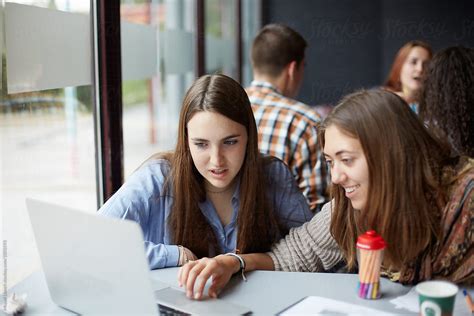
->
177;255;240;300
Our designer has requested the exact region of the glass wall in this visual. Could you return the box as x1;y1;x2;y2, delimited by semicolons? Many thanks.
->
0;1;96;288
205;0;237;78
241;0;261;87
120;0;196;177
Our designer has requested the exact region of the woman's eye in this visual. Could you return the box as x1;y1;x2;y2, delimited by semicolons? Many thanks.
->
325;160;332;167
342;158;353;165
194;143;207;149
224;139;238;145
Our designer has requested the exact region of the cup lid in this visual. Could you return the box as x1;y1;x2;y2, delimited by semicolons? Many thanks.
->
356;230;386;250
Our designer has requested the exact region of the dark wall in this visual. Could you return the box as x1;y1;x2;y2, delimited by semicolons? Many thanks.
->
262;0;474;106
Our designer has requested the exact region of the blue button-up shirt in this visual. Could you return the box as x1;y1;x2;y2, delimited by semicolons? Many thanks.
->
98;157;312;269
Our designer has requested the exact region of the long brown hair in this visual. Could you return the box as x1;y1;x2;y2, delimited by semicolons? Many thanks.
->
319;89;450;270
164;74;280;258
384;40;433;93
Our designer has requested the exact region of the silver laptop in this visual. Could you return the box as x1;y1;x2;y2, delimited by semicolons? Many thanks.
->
26;198;252;315
26;198;158;315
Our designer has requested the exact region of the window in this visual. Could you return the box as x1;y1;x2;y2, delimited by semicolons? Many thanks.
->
1;1;96;287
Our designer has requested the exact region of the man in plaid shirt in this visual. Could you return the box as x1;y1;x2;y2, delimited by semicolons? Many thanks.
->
246;24;328;212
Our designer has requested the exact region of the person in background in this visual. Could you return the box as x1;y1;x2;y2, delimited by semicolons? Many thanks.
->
384;40;433;112
419;45;474;157
99;74;312;269
179;89;473;300
246;23;328;213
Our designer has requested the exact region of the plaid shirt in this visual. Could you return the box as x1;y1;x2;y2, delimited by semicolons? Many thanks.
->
247;81;328;212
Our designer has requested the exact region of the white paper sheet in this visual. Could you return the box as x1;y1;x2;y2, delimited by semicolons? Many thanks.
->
279;296;397;315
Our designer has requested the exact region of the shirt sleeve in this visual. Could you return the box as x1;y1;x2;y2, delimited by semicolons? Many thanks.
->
97;160;179;269
291;117;328;212
266;158;314;231
267;201;344;272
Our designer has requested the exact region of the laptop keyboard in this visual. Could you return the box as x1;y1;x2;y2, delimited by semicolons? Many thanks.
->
157;303;191;316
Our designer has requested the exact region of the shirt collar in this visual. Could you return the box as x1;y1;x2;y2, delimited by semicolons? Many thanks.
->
250;80;282;95
231;176;241;201
201;176;241;201
198;175;241;223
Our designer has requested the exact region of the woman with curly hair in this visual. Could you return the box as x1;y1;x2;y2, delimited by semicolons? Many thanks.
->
419;46;474;157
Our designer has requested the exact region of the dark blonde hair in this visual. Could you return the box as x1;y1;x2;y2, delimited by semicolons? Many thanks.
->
163;74;280;257
319;89;450;270
384;40;433;93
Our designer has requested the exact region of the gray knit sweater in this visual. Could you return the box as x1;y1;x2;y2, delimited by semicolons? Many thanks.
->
268;202;344;272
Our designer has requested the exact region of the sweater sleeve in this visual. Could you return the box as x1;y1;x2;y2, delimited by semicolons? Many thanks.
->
267;201;343;272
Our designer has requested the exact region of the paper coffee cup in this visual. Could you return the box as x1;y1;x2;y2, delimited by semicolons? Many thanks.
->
416;280;458;316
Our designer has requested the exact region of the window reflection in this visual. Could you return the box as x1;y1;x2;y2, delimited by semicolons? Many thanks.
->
1;1;96;288
205;0;237;78
121;0;196;177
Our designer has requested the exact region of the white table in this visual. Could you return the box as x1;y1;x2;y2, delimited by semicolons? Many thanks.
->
11;267;422;315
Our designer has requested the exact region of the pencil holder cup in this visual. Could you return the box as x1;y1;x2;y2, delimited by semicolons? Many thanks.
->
356;230;386;300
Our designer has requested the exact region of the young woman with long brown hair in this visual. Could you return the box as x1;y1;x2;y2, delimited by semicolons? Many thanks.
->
99;74;312;269
179;89;473;300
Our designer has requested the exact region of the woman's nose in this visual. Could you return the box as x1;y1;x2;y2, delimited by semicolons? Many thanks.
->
416;61;424;72
210;146;223;165
330;164;345;185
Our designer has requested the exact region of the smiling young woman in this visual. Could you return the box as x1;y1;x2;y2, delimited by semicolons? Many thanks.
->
178;89;473;300
319;90;454;273
98;74;312;269
322;125;369;212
